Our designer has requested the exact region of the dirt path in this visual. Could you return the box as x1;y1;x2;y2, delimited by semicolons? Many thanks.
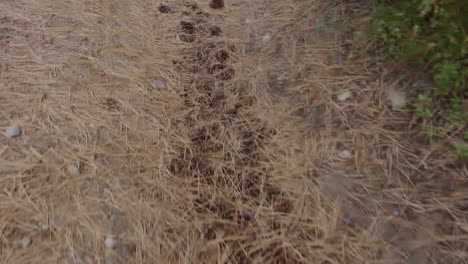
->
1;0;466;263
213;1;467;263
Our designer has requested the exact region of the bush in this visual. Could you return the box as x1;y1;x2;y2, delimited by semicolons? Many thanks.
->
372;0;467;97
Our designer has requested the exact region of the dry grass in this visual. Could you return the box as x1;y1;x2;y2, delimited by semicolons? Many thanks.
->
0;0;466;263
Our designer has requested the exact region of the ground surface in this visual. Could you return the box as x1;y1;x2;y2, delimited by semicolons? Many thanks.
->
0;0;467;263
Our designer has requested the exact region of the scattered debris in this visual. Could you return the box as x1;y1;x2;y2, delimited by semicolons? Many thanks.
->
209;0;224;9
338;150;352;159
210;26;222;36
386;89;407;110
67;164;81;176
158;5;172;14
153;79;167;89
180;21;195;35
104;236;117;249
4;124;22;137
337;90;353;102
21;237;31;249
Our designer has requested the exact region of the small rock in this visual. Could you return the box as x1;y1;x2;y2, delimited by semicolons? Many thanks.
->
262;34;271;42
392;209;400;216
386;89;407;110
338;150;352;159
21;237;31;248
41;223;49;231
67;164;80;176
153;79;167;89
104;236;117;249
4;124;22;137
245;18;251;24
337;90;353;102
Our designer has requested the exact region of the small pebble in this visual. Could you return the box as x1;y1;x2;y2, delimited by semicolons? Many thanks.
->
41;223;49;231
153;79;167;89
338;150;352;159
104;236;117;249
245;18;251;24
386;89;407;110
262;34;271;42
4;124;22;137
392;209;400;216
67;164;80;176
337;90;352;102
21;237;31;248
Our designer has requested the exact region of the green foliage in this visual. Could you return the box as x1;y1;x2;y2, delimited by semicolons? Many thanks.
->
414;94;433;118
372;0;467;96
455;140;468;160
372;0;467;158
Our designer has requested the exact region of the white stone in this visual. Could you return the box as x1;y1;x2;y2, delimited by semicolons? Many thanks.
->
21;237;31;248
41;223;49;231
337;90;352;102
4;124;22;137
67;164;80;176
338;150;352;159
153;79;167;89
104;236;117;249
262;34;271;42
387;89;407;110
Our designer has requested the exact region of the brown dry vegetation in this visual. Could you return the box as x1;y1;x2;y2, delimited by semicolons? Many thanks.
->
0;0;466;263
